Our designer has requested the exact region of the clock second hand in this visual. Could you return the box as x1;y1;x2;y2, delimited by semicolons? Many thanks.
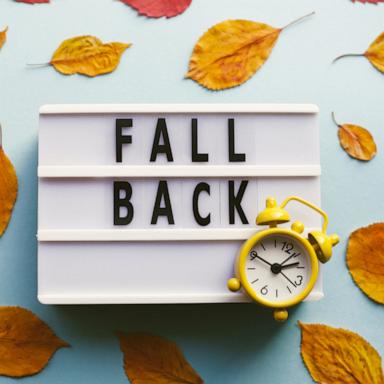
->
280;270;297;288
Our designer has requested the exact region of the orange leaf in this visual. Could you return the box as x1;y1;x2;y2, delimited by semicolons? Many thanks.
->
0;306;69;377
117;331;204;383
334;31;384;73
299;322;384;384
49;35;131;77
186;12;314;90
366;32;384;73
0;126;17;236
332;112;377;161
0;27;8;50
347;223;384;304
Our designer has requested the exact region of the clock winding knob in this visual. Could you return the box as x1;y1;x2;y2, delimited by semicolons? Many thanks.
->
273;309;288;322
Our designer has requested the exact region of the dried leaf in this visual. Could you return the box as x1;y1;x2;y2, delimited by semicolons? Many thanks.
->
366;32;384;72
347;223;384;304
49;35;131;77
0;128;18;236
186;12;314;90
15;0;49;3
332;112;376;161
117;331;204;384
300;322;384;384
352;0;384;3
0;27;7;50
0;306;69;377
334;32;384;73
119;0;192;18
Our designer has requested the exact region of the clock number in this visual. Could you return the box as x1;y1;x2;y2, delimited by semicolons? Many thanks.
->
250;251;257;260
260;285;268;296
295;275;303;286
281;242;294;255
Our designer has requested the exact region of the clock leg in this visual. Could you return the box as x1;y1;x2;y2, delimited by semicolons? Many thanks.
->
274;308;288;322
227;278;241;292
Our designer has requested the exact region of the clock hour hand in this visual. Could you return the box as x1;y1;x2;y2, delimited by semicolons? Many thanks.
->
280;262;300;270
280;255;295;266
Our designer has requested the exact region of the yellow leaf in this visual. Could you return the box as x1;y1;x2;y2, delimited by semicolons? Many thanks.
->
0;306;69;377
0;27;7;50
117;331;204;384
299;322;384;384
347;223;384;304
0;127;17;236
50;35;131;77
333;31;384;73
366;32;384;73
186;12;314;90
332;112;376;161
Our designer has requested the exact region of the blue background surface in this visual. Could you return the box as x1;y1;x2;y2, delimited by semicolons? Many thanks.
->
0;0;383;382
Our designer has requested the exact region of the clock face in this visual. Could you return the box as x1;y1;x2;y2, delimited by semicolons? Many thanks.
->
245;234;312;304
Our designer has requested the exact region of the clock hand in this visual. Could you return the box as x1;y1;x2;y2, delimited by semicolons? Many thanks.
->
255;255;273;267
280;255;295;266
280;271;296;288
280;262;300;270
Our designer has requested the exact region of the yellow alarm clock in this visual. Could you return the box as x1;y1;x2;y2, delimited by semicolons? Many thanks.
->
227;196;339;322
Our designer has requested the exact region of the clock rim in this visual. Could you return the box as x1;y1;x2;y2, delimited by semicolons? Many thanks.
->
236;228;319;309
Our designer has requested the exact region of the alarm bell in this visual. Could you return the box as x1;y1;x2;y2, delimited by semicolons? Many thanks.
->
256;197;290;226
308;231;339;263
257;196;339;264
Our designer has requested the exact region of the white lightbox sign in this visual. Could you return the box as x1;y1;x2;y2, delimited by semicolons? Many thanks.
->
37;104;322;304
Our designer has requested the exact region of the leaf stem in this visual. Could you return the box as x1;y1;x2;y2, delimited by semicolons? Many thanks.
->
281;11;315;30
26;63;50;67
333;53;364;63
331;112;340;127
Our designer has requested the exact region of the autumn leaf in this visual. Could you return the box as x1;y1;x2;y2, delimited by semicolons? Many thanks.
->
119;0;192;18
0;306;69;377
186;12;314;90
352;0;384;3
0;125;17;236
299;322;384;384
332;112;376;161
15;0;49;3
38;36;131;77
334;31;384;73
347;223;384;304
0;27;7;50
117;331;204;383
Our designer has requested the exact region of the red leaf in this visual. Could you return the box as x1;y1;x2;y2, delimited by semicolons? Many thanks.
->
352;0;384;3
119;0;192;18
15;0;49;3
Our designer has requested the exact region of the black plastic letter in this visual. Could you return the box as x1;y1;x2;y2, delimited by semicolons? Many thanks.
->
228;118;246;162
151;180;175;225
116;119;132;163
193;182;211;226
114;181;134;225
192;118;209;162
228;180;249;224
150;118;174;162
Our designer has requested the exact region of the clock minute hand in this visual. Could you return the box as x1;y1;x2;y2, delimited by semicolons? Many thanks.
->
255;255;272;267
280;262;300;270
